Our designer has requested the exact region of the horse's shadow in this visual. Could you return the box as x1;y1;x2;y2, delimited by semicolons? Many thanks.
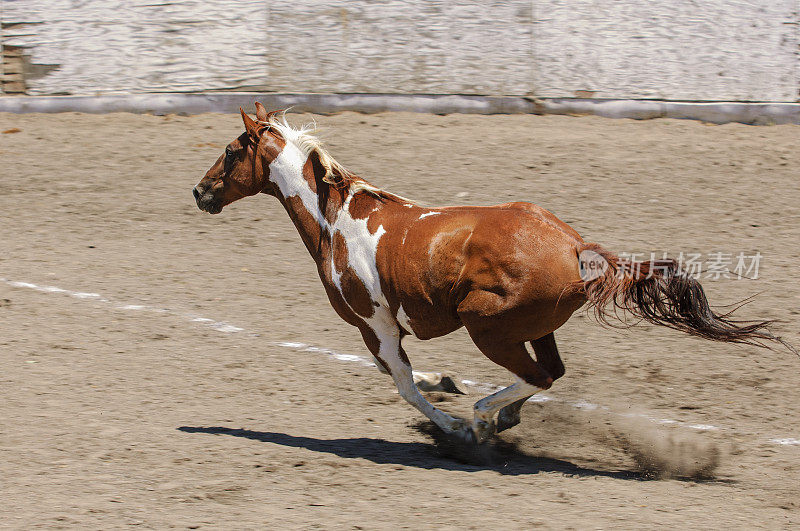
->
177;425;646;480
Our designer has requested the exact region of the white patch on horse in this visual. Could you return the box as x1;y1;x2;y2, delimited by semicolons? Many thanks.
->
331;189;387;310
396;305;414;336
268;142;324;225
418;211;440;219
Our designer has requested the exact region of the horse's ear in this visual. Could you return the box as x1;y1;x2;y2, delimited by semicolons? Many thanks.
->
254;102;268;122
240;107;261;139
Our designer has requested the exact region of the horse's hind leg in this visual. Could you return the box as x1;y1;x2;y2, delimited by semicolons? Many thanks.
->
497;333;564;432
473;377;543;442
360;324;467;435
530;333;565;381
464;338;553;442
496;397;528;433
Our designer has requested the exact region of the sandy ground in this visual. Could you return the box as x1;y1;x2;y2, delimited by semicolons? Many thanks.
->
1;110;799;529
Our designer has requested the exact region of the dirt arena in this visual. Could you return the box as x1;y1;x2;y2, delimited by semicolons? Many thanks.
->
1;110;799;529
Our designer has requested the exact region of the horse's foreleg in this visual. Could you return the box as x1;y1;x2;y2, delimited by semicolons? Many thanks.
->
371;356;390;374
360;325;467;434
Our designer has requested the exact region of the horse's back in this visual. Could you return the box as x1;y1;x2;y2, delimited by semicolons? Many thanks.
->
495;201;583;241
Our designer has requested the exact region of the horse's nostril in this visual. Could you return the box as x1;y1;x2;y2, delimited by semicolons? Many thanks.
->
193;187;200;200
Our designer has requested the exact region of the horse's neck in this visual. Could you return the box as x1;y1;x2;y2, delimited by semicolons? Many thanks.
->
269;142;360;261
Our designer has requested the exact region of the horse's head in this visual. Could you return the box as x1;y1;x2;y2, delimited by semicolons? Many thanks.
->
193;102;284;214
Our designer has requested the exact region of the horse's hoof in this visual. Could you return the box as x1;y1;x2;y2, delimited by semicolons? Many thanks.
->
445;417;470;433
414;373;465;394
472;419;496;444
437;376;466;395
496;410;521;433
459;427;478;445
428;422;493;465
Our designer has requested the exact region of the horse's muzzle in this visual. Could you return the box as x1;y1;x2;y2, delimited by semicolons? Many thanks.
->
193;184;222;214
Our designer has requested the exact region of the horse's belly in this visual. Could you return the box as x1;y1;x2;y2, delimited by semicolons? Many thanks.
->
403;309;463;340
391;286;464;339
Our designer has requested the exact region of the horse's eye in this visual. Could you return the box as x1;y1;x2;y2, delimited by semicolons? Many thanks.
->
224;148;234;170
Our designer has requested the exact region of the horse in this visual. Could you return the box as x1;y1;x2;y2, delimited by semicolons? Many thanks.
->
192;103;790;443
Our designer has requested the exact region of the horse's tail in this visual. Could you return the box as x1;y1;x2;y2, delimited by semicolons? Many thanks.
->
577;243;795;353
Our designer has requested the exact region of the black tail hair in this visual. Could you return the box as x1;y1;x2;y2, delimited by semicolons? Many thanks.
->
580;244;796;355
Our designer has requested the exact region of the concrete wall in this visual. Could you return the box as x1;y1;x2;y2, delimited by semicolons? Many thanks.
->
2;0;799;102
534;0;798;101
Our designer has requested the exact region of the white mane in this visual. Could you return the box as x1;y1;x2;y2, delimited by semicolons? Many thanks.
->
258;112;413;203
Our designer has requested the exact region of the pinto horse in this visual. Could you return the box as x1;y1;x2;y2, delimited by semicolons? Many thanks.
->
193;104;788;443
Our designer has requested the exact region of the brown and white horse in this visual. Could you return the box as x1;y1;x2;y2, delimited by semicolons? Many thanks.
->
193;104;788;443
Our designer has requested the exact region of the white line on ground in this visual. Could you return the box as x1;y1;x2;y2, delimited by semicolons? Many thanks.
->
769;438;800;446
2;276;795;447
